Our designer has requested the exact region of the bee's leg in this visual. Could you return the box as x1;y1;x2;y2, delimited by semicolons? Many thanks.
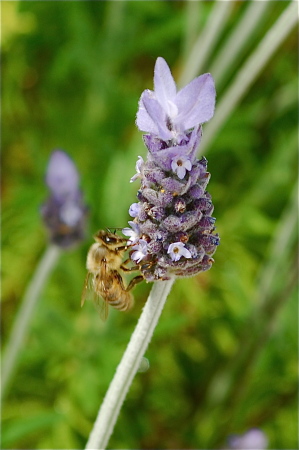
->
126;275;144;291
115;244;129;252
120;258;139;272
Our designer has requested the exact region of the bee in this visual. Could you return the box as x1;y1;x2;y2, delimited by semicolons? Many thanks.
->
81;230;144;320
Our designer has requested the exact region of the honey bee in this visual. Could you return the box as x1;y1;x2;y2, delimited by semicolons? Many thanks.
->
81;230;143;320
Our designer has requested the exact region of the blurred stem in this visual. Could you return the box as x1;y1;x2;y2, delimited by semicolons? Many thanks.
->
1;244;61;400
207;184;298;447
179;0;233;87
200;0;298;154
210;258;297;449
255;182;298;308
209;1;270;87
85;277;175;450
182;0;202;60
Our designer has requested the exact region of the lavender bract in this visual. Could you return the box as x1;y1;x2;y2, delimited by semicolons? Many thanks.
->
41;150;88;248
125;57;219;281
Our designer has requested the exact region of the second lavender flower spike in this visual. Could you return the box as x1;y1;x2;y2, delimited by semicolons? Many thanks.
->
123;57;219;282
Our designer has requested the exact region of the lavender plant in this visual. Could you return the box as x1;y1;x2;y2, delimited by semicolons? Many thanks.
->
85;57;218;450
1;150;87;399
123;57;219;281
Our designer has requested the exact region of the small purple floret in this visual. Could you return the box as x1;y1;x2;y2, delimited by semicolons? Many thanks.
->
122;221;140;244
167;242;192;262
131;239;148;263
171;155;192;179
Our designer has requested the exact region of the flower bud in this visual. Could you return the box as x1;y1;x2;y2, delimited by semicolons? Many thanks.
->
41;150;88;248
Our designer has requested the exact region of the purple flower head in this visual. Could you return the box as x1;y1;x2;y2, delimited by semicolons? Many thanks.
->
228;429;268;450
41;150;88;248
136;57;215;144
126;57;219;281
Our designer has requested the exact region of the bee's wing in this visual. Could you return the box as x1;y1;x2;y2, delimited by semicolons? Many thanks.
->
81;272;94;307
81;269;109;321
93;290;109;322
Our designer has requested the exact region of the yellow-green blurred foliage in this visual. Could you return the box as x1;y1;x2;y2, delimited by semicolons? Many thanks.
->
2;1;297;449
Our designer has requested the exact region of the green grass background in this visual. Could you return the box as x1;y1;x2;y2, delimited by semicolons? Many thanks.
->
1;1;298;449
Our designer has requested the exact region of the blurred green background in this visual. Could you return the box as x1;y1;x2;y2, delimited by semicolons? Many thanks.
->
1;1;298;449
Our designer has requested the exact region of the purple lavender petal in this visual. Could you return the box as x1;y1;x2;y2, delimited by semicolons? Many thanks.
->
46;150;79;200
153;57;177;114
142;95;172;141
122;221;140;244
145;126;202;172
131;239;148;263
175;73;216;128
129;202;141;218
136;91;160;135
171;156;192;179
167;242;192;262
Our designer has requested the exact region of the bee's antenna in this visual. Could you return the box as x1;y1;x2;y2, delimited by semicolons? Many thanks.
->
106;227;124;234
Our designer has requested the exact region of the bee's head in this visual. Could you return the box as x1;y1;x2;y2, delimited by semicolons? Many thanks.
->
94;230;124;249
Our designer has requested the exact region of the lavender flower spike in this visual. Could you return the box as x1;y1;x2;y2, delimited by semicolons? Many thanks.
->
125;57;219;281
41;150;88;248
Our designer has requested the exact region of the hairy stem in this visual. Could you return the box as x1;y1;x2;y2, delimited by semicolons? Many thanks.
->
85;277;175;450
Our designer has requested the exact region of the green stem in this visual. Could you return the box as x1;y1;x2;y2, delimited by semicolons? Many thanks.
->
85;277;175;450
1;244;61;400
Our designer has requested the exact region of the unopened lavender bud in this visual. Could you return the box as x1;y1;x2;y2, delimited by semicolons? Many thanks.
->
160;177;188;195
41;150;88;248
174;197;186;213
126;57;219;280
173;231;189;244
193;197;214;215
147;206;165;222
197;216;216;231
188;183;204;199
137;203;150;222
143;166;165;184
147;240;163;254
